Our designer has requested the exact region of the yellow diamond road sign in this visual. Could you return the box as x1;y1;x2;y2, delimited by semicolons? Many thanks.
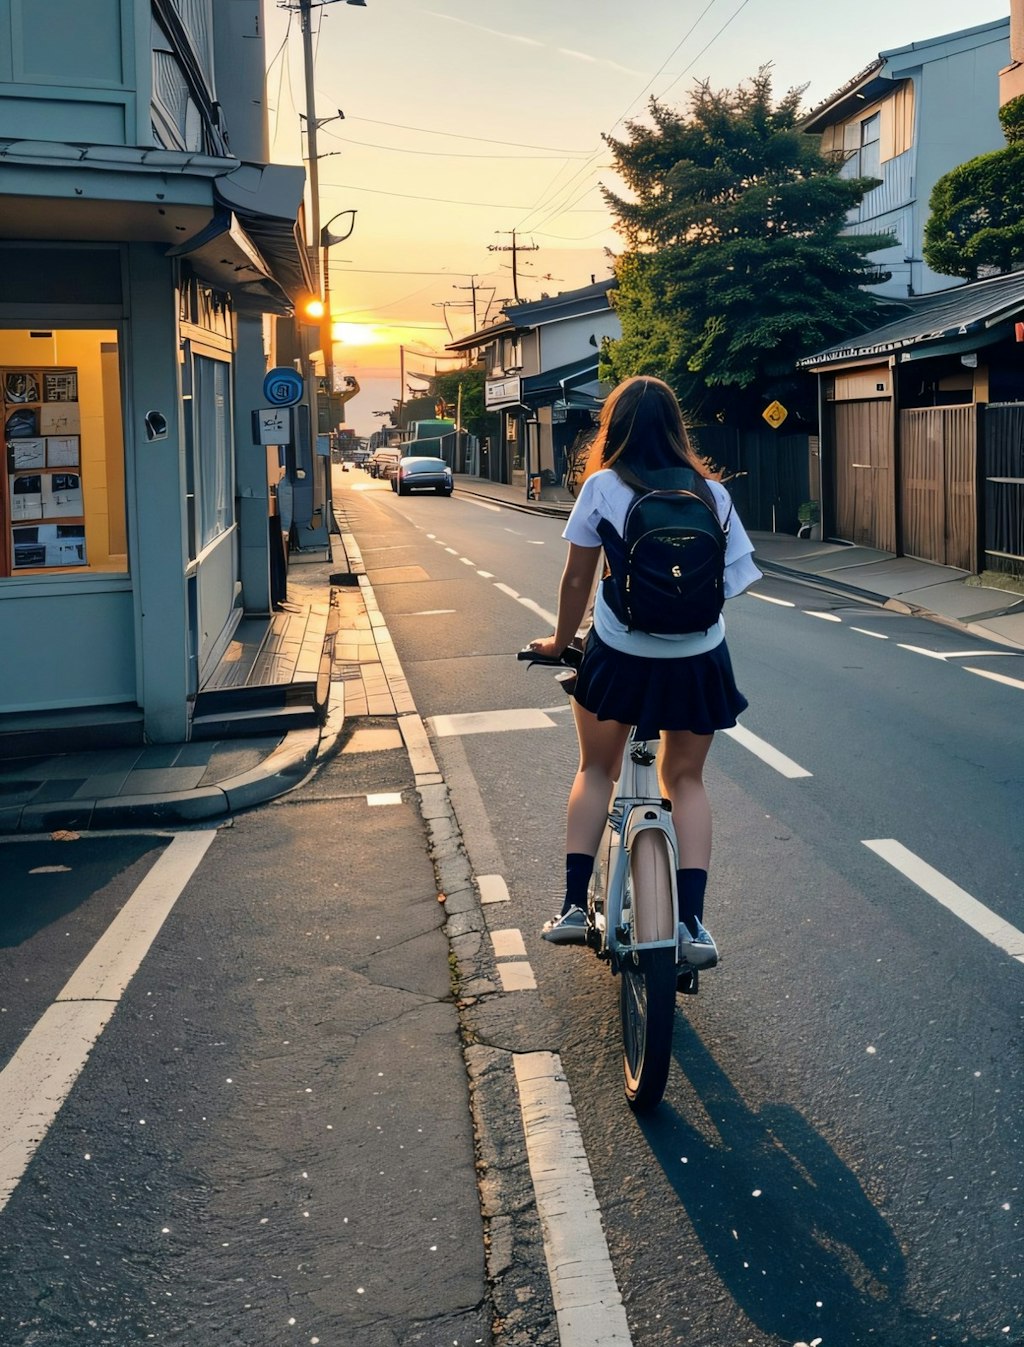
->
763;400;788;429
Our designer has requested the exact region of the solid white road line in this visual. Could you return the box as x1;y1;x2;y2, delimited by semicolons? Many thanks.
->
863;839;1024;963
964;666;1024;691
514;1052;632;1346
898;645;1020;661
465;498;501;511
494;582;519;599
0;830;218;1211
722;725;813;778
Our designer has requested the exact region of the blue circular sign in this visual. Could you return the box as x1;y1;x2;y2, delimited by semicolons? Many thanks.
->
263;367;304;406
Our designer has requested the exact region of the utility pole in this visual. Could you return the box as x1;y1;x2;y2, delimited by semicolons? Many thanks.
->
298;0;321;289
487;230;538;302
452;276;481;330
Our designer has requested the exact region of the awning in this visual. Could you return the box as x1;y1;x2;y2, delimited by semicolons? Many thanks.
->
521;355;601;408
0;142;313;315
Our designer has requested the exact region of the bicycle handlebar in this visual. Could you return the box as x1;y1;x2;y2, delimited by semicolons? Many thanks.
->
517;645;583;671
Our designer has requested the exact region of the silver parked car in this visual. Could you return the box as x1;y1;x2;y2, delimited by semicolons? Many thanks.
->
392;456;453;497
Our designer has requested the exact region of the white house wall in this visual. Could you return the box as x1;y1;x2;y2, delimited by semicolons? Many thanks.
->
539;310;619;368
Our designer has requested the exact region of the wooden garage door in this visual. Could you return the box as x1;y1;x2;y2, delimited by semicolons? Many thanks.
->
831;399;896;551
900;407;976;571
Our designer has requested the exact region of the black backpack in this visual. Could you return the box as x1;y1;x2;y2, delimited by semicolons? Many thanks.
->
597;468;731;635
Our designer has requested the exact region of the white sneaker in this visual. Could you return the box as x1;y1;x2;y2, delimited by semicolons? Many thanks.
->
678;919;718;968
541;906;588;945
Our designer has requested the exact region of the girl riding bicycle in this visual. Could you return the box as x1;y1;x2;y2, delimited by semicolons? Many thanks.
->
528;375;761;962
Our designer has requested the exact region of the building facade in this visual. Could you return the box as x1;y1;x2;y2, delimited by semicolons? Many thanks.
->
447;279;619;489
0;0;314;747
802;19;1010;300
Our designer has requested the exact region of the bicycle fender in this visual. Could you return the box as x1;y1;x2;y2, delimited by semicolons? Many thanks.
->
621;809;678;945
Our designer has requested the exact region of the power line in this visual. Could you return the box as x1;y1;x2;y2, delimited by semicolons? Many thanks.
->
513;0;741;236
314;103;595;154
655;0;756;100
318;179;607;211
318;128;590;160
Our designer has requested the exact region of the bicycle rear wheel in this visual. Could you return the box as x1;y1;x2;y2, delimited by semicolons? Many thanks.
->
620;947;676;1111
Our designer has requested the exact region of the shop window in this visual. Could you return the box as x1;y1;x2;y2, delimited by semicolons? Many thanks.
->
190;352;234;553
1;330;126;577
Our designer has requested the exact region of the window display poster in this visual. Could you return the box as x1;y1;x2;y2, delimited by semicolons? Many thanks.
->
46;436;79;468
11;472;43;520
43;472;82;518
3;371;39;404
44;371;78;402
40;402;81;435
9;438;45;470
5;407;38;438
12;523;87;569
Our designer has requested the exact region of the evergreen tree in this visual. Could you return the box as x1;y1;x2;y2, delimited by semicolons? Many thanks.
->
601;68;893;427
924;95;1024;281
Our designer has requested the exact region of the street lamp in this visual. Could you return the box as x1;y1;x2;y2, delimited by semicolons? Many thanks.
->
320;208;357;396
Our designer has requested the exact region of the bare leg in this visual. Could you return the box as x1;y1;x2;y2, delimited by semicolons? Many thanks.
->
659;730;715;869
566;702;631;855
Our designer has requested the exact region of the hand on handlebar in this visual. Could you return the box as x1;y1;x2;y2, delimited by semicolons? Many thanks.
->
527;635;563;660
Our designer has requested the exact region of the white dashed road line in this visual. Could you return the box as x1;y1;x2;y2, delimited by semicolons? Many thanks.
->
750;592;796;607
804;610;842;622
964;666;1024;691
722;725;813;778
863;840;1024;963
477;874;511;904
430;708;557;737
850;626;888;639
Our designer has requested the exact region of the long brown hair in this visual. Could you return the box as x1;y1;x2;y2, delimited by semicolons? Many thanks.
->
586;376;709;489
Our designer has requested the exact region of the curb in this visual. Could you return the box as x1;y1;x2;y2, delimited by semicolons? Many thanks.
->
340;525;562;1343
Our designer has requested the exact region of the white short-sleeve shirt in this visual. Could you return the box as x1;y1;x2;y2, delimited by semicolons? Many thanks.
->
562;468;763;658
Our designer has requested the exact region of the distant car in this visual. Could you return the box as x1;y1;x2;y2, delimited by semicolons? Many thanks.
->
368;449;400;479
393;455;453;497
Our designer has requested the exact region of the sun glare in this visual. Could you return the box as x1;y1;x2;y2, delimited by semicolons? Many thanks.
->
332;322;384;345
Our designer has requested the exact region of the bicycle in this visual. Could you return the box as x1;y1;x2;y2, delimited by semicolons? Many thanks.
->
518;646;699;1111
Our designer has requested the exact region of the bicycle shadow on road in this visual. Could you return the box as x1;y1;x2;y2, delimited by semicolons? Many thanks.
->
638;1017;982;1347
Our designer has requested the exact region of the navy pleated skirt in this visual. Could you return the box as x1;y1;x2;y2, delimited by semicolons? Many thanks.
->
572;629;748;735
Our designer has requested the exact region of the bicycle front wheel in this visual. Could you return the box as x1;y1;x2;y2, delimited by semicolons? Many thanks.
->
620;947;676;1111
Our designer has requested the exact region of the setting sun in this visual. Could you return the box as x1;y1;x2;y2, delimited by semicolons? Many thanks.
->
331;321;387;346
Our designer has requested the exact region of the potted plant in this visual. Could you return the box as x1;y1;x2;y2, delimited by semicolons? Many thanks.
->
797;500;820;540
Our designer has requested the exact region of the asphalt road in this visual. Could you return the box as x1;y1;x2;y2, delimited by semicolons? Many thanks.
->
347;474;1024;1347
0;745;489;1346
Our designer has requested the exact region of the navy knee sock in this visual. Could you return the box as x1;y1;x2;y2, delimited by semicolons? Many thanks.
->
563;853;595;914
677;868;708;938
